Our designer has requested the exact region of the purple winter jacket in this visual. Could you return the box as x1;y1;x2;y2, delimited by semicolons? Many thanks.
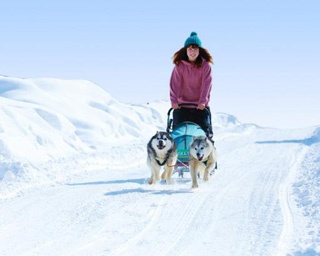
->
170;60;212;107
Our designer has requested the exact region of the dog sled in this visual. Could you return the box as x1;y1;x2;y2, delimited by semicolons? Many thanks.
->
166;103;214;178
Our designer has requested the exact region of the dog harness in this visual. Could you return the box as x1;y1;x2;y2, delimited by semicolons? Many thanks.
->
153;148;174;166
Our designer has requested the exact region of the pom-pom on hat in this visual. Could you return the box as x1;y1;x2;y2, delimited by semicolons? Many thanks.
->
184;32;202;47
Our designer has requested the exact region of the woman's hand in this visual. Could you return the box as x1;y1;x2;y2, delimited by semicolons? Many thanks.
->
197;104;206;110
172;103;180;109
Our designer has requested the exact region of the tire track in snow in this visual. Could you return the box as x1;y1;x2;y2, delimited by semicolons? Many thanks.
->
275;146;309;256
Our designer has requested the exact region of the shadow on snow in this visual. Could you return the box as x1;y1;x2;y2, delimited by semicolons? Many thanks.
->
68;178;193;196
255;133;320;146
68;178;146;186
103;187;193;196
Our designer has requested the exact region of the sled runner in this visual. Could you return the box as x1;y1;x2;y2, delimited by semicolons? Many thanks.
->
166;103;214;177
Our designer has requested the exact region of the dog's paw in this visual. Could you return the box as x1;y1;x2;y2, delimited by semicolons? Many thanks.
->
192;184;199;189
165;178;172;185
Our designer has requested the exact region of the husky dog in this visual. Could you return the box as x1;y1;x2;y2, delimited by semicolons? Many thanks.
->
147;131;177;185
189;136;217;188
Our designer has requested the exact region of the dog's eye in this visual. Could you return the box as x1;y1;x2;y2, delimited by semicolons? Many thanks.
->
164;138;167;140
200;147;204;150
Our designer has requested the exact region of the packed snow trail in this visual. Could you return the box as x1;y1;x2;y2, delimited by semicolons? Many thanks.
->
1;126;316;256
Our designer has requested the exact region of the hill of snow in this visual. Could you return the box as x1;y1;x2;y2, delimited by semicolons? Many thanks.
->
0;75;319;255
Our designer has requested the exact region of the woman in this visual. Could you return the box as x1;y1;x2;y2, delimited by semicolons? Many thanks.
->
170;31;214;138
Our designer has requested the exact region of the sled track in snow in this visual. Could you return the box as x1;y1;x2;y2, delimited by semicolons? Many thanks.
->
171;178;235;255
110;183;213;255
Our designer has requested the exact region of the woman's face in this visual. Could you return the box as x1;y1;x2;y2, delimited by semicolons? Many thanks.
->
186;44;199;62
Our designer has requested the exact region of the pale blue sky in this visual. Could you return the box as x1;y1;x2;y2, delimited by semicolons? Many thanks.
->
1;0;319;128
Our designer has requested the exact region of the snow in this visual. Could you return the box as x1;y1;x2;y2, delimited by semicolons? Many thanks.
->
0;75;320;256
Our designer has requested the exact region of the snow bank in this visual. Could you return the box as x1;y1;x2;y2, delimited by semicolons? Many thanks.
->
0;76;166;196
290;142;320;254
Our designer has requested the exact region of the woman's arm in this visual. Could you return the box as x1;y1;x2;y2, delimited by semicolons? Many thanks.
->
199;62;212;106
170;66;181;108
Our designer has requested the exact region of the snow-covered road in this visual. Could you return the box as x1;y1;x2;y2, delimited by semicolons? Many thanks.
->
1;125;318;256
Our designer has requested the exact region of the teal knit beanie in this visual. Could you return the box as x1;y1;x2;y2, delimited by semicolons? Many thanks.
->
184;32;202;47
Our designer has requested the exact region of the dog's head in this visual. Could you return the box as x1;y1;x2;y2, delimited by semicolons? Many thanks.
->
150;131;174;151
190;136;211;161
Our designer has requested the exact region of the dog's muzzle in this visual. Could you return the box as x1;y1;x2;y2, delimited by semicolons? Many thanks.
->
197;153;204;161
157;140;166;149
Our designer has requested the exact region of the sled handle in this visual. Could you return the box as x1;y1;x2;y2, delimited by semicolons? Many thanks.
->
167;103;199;116
178;103;198;108
166;103;212;133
